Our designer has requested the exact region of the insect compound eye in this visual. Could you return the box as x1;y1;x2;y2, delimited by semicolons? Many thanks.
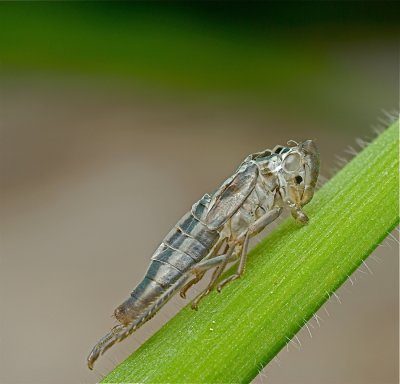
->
295;175;303;184
283;153;301;173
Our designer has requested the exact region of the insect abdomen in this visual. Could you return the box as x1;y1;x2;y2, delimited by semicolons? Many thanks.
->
147;194;219;284
137;211;219;296
114;195;219;325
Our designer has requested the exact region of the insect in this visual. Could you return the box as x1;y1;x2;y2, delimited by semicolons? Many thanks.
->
87;139;319;369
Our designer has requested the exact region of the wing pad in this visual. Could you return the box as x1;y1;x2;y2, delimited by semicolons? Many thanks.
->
205;162;259;230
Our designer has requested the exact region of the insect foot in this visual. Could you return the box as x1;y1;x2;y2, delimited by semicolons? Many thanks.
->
191;288;212;310
217;274;241;292
293;209;309;224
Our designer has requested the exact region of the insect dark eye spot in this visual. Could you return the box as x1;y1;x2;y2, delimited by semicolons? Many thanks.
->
274;147;283;154
295;176;303;184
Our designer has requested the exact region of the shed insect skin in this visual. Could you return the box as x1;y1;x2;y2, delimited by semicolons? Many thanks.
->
87;140;320;370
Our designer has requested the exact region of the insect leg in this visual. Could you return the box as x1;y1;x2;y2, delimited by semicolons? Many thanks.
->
217;207;282;292
216;232;250;292
179;237;227;299
191;243;237;310
180;271;206;299
180;256;225;300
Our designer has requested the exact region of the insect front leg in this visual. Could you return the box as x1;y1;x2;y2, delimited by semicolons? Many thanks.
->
290;205;309;224
217;207;282;292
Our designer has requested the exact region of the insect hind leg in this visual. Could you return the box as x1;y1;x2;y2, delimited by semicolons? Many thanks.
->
180;271;206;299
190;243;238;310
179;237;227;299
179;253;231;300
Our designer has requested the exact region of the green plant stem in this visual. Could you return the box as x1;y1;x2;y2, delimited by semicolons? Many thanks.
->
103;121;399;383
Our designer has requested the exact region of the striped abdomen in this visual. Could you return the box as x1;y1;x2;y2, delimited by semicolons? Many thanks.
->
114;194;219;325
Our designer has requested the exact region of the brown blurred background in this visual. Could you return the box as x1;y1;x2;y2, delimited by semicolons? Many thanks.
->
0;2;398;383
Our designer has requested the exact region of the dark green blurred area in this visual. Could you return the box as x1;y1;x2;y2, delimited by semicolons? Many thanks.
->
0;2;398;124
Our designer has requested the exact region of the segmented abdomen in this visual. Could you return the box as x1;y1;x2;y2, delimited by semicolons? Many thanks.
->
116;195;219;323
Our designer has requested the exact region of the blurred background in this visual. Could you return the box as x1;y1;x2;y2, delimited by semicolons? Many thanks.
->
0;2;398;383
